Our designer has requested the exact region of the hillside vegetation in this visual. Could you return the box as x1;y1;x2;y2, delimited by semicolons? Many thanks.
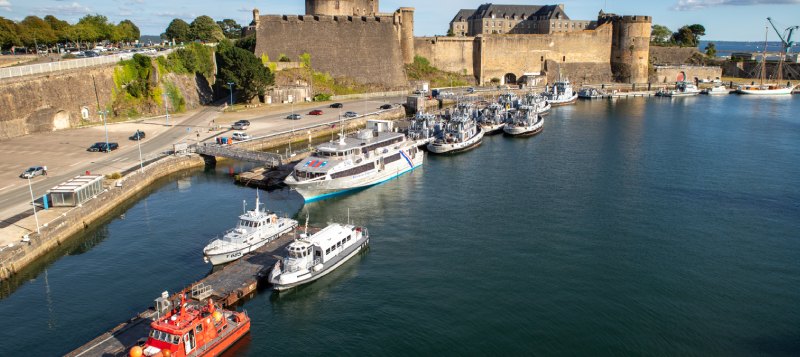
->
405;56;474;88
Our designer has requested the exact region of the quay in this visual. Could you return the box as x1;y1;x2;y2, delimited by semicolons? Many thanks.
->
66;226;318;357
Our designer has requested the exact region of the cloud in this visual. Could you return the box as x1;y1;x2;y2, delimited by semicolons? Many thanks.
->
35;2;91;16
673;0;800;10
0;0;10;12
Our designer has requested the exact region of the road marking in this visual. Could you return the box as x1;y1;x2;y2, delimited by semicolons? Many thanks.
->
0;184;14;191
69;162;83;167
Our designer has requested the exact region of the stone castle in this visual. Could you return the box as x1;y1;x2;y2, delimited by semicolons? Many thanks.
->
247;1;651;87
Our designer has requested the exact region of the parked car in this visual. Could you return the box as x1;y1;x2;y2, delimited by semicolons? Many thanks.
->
286;113;302;120
231;120;250;130
231;132;251;141
379;104;393;110
129;130;146;140
20;166;45;179
84;51;99;58
87;142;119;152
466;87;475;93
309;109;323;115
329;103;343;108
344;111;358;118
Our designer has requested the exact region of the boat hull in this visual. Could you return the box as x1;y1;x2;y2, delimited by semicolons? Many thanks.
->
286;151;424;202
503;125;543;137
427;129;485;155
271;235;369;291
204;223;298;265
198;317;250;357
547;94;578;106
480;123;505;135
736;86;794;95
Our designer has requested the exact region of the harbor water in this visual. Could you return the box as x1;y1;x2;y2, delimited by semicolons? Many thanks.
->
1;95;799;356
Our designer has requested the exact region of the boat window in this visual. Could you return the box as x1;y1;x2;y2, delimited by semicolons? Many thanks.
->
172;335;180;344
316;250;321;257
196;324;203;333
326;248;330;254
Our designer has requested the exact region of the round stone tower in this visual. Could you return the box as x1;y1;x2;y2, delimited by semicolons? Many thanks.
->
397;7;415;65
608;15;652;84
306;0;355;16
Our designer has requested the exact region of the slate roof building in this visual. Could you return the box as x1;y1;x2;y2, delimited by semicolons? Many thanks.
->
449;3;595;36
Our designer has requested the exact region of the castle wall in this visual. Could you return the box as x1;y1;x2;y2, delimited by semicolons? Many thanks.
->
477;23;614;85
306;0;353;16
254;14;407;89
609;16;651;83
649;46;701;65
398;8;415;64
651;65;722;84
414;37;475;76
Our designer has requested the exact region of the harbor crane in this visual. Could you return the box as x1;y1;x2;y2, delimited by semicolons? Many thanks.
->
767;17;798;56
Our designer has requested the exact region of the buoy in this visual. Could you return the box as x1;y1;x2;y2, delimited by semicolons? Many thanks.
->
129;346;143;357
213;310;223;323
163;350;172;357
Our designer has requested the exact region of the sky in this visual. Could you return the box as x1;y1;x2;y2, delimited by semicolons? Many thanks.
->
1;0;799;41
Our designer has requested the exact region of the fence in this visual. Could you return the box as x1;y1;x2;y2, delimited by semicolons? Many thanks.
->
0;50;173;80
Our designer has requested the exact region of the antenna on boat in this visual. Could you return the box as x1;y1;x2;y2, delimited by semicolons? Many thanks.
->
255;189;261;212
304;212;309;235
242;199;246;215
347;208;350;226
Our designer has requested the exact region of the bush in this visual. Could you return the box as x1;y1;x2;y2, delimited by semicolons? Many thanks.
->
278;54;291;62
313;93;331;101
105;172;122;179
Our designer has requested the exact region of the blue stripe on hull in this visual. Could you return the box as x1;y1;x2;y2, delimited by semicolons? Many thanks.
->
303;164;422;203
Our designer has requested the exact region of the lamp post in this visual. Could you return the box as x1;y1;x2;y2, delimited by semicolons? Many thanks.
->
100;109;110;152
163;93;170;126
137;129;144;173
227;82;235;106
27;177;40;234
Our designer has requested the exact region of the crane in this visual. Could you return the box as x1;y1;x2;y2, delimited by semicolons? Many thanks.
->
767;17;798;56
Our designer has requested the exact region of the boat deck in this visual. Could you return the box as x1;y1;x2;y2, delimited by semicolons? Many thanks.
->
66;226;320;357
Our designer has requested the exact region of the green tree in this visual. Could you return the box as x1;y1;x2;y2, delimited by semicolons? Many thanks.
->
235;34;256;52
447;28;455;37
216;40;273;102
650;24;671;44
164;19;191;43
671;24;706;47
44;15;71;43
117;20;140;43
78;14;114;43
65;23;99;48
705;42;717;58
19;16;57;47
216;19;242;39
190;16;224;42
0;17;20;50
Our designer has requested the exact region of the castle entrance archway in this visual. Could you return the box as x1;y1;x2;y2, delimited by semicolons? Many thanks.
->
504;73;517;85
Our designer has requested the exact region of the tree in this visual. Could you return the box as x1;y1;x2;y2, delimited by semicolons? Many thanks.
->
447;28;455;37
164;19;191;43
190;16;224;43
77;14;114;43
18;16;57;47
65;23;99;48
235;34;256;52
671;24;706;47
117;20;140;43
216;19;242;39
44;15;71;43
215;40;273;102
705;42;717;58
650;24;671;45
0;17;20;51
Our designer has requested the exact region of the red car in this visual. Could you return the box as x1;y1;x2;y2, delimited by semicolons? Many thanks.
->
309;109;323;115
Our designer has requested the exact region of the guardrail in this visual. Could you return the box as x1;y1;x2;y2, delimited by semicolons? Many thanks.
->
0;50;173;80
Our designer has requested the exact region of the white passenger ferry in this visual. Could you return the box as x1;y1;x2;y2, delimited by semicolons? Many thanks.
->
503;106;544;136
268;223;369;291
203;192;298;265
427;113;484;154
284;120;424;202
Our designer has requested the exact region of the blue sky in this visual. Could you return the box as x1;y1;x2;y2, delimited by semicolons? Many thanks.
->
1;0;799;41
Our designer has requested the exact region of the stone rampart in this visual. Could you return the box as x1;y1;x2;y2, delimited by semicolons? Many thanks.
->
254;14;408;89
650;46;702;65
651;65;722;83
414;37;475;76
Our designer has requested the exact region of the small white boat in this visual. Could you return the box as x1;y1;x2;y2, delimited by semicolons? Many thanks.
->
427;114;484;154
544;77;578;106
657;81;701;97
702;85;730;95
578;87;606;99
479;103;507;135
407;112;440;147
204;192;298;265
268;223;369;291
503;106;543;137
735;84;795;95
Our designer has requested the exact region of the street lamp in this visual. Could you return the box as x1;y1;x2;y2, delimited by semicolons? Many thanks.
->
227;82;235;106
27;177;40;234
163;93;170;126
137;129;144;173
100;109;110;152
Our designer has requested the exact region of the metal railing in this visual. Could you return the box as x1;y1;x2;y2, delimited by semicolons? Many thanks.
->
0;50;173;80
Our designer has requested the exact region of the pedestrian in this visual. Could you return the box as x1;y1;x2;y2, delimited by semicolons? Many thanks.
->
43;166;47;176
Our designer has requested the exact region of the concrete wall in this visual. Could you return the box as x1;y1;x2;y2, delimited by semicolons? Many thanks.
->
414;37;475;76
254;14;408;89
477;24;614;85
651;65;722;84
0;65;208;140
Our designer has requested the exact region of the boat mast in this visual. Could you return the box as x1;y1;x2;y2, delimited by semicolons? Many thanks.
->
761;25;768;86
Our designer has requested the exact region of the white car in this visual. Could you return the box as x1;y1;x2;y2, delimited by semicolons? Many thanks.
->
231;132;251;141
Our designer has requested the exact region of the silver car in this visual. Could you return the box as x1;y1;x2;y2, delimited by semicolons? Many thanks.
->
20;166;45;179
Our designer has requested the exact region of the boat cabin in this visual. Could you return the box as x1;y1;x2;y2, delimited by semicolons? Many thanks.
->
142;297;237;357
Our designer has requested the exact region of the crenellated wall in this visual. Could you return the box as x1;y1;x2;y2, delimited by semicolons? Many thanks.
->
604;15;652;83
414;37;476;76
253;13;411;88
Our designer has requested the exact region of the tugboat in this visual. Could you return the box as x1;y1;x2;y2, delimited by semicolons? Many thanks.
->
427;112;484;154
203;191;298;265
269;222;369;291
503;106;544;137
523;93;551;115
407;111;441;147
544;76;578;106
129;294;250;357
478;103;508;135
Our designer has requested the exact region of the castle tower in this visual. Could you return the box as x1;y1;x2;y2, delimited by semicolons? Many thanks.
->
396;7;415;64
306;0;379;16
606;15;652;83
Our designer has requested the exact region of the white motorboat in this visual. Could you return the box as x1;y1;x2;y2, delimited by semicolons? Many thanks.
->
479;103;508;135
503;106;544;136
427;112;484;154
268;223;369;291
657;81;701;97
702;84;730;95
203;192;298;265
578;87;606;99
284;120;424;202
544;77;578;106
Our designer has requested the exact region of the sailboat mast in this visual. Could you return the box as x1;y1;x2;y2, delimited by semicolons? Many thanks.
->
761;25;768;86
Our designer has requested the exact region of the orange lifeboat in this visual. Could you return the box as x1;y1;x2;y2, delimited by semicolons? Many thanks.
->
130;294;250;357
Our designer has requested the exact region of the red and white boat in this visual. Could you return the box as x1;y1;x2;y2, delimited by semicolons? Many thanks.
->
129;294;250;357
